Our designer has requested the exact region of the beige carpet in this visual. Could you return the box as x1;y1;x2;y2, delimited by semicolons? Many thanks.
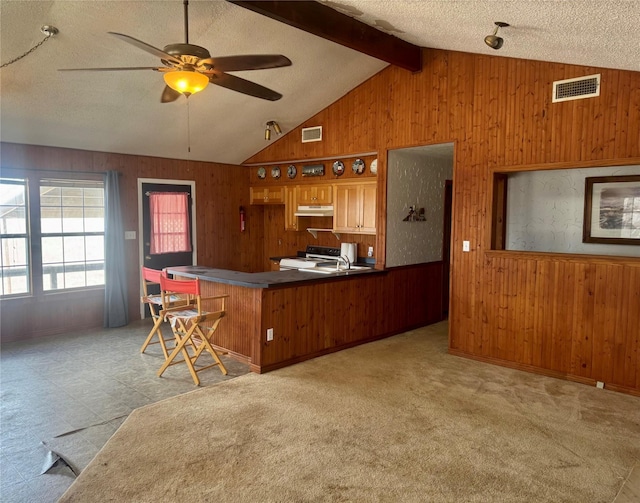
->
59;322;640;502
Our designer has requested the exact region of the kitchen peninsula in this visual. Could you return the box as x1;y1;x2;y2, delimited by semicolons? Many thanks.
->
167;264;442;373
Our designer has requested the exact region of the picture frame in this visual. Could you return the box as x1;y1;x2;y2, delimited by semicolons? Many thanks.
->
583;175;640;245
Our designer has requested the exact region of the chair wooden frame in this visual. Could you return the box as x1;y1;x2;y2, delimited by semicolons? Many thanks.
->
140;267;173;359
157;276;229;385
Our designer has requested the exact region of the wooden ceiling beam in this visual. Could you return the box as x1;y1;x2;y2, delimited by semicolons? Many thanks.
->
226;0;422;73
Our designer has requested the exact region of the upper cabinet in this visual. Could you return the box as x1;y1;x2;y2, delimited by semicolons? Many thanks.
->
297;185;333;205
284;187;299;231
333;181;376;234
250;186;285;205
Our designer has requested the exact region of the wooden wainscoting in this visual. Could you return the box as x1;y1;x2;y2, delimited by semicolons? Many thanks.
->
259;262;443;372
449;251;640;396
194;262;443;372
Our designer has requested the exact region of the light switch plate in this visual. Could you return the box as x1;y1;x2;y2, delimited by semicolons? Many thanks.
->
124;231;136;240
462;241;470;252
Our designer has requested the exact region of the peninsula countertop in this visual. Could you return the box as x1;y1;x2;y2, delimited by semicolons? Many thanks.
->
167;265;383;289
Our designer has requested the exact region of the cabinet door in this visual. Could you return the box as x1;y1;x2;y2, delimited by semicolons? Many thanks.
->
284;186;299;231
359;183;377;234
297;185;333;205
249;187;267;205
250;186;284;204
314;185;332;204
266;186;285;204
333;184;361;232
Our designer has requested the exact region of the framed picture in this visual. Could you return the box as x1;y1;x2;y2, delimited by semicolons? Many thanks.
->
583;175;640;245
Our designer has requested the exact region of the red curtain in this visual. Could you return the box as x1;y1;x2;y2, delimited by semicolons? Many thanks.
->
149;192;192;254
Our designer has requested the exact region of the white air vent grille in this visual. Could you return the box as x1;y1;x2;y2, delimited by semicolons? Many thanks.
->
301;126;322;143
552;74;600;103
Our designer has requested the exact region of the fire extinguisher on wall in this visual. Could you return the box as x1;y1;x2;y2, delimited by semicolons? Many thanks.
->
239;206;246;232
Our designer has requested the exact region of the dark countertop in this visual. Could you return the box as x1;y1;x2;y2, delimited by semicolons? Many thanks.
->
167;265;383;289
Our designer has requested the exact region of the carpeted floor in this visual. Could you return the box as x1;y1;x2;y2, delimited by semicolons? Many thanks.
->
59;322;640;502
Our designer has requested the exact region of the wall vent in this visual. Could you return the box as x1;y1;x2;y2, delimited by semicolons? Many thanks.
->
301;126;322;143
552;74;600;103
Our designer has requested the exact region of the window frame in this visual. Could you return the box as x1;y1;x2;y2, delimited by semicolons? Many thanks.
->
0;177;31;296
0;168;106;298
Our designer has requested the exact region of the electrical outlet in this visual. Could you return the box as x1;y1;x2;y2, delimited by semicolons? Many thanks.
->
266;328;274;342
367;246;374;257
462;240;470;252
596;381;605;389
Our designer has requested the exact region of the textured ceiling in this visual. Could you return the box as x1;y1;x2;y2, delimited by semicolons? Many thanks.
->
1;1;638;165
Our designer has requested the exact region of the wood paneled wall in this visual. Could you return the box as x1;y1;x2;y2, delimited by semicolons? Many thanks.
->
0;142;259;341
245;50;640;394
248;154;378;268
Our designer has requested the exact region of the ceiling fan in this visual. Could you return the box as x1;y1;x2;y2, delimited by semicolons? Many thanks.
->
59;0;291;102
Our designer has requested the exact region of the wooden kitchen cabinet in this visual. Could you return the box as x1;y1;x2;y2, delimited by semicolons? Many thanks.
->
297;185;333;205
250;186;285;205
333;181;376;234
284;186;299;231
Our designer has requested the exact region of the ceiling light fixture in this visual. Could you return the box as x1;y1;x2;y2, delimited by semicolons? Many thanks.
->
484;22;509;50
265;120;283;141
163;69;209;97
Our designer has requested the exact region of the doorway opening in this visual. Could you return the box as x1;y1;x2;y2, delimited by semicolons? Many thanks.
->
386;143;454;319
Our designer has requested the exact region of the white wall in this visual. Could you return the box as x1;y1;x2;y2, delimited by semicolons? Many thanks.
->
506;165;640;257
386;146;453;267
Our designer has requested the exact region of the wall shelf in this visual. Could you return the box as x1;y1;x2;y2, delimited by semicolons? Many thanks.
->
307;228;341;240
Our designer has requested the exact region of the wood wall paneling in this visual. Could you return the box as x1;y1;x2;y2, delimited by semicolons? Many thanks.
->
3;47;639;394
0;143;257;340
244;50;640;394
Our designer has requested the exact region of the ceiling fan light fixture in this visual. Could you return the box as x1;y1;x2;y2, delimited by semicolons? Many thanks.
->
163;70;209;96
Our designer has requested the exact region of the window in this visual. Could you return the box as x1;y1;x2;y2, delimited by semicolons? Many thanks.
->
40;179;105;290
0;179;29;296
149;192;192;254
0;173;105;297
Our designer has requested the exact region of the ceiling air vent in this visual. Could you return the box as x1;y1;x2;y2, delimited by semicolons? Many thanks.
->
552;74;600;103
301;126;322;143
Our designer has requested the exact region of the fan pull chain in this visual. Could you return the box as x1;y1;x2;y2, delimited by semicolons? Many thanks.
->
186;98;192;154
1;26;58;69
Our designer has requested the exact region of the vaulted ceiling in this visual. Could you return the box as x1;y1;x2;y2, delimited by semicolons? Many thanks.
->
1;1;637;165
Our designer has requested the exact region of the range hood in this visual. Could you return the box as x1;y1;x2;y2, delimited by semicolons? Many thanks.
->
294;205;334;217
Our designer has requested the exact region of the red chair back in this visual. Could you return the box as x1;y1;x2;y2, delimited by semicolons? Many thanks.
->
160;275;200;296
142;266;164;284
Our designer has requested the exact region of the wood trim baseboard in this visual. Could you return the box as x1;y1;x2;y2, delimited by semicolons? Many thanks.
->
448;348;640;397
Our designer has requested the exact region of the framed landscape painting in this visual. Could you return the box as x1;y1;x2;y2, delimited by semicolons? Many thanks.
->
583;175;640;245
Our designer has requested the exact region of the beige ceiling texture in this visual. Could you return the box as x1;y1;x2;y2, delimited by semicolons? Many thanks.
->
1;1;638;165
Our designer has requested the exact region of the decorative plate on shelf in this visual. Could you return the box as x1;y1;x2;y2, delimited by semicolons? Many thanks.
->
352;158;365;175
257;167;266;179
370;158;378;175
271;166;281;179
287;164;297;179
332;160;345;176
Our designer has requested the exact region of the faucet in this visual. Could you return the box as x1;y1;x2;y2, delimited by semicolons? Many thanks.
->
336;255;351;270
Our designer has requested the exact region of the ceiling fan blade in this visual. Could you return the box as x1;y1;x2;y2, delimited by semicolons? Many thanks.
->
108;32;183;65
210;72;283;101
199;55;292;72
161;85;182;103
59;67;161;72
